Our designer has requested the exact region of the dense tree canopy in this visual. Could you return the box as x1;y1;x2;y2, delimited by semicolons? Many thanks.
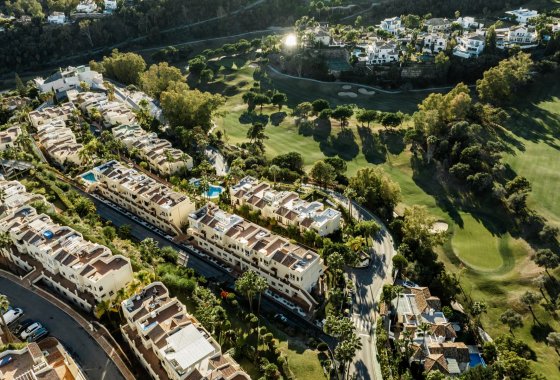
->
140;62;185;99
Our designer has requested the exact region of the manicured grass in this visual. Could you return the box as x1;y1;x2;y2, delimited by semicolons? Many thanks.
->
207;60;560;377
278;340;327;380
450;213;506;271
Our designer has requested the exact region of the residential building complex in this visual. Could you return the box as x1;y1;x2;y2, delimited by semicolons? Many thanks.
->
388;286;475;377
231;176;341;236
0;338;87;380
0;189;133;312
34;66;104;98
113;124;193;175
0;178;46;216
496;25;538;49
69;90;137;127
0;126;21;151
188;204;324;311
29;103;83;166
453;32;486;58
84;160;195;234
121;282;250;380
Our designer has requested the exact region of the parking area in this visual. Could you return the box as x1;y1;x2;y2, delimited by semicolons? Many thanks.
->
0;277;124;380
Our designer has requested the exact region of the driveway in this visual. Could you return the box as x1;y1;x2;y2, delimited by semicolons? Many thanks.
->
0;277;124;380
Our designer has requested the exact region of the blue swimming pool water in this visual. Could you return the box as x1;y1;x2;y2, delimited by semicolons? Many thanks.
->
81;172;97;183
469;353;486;368
207;185;224;198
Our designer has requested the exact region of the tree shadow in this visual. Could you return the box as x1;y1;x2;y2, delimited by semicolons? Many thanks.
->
357;126;386;164
318;130;359;161
313;118;331;142
530;322;554;343
239;112;269;126
379;129;406;155
270;112;286;126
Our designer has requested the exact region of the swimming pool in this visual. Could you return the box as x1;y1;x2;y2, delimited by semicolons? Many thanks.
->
469;353;486;368
81;172;97;183
206;184;224;199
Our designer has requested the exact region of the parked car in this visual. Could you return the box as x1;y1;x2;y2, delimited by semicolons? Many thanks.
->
403;280;418;288
13;319;34;335
27;327;48;342
3;308;23;325
0;356;12;368
274;314;288;323
20;322;42;339
165;235;173;240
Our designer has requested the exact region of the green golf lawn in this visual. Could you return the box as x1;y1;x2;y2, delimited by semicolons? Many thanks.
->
208;59;560;377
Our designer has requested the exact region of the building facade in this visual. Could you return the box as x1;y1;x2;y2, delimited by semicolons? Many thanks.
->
188;204;324;311
86;160;195;234
121;282;250;380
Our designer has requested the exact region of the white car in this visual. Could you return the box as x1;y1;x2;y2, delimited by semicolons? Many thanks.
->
20;322;42;339
3;308;23;325
403;280;418;288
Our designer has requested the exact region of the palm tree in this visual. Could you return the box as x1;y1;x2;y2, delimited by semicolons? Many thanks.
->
0;294;14;343
269;165;281;187
334;334;362;380
418;322;432;350
520;291;542;326
0;188;6;204
343;187;356;219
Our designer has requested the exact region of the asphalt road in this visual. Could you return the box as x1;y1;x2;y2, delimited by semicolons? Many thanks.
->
0;277;123;380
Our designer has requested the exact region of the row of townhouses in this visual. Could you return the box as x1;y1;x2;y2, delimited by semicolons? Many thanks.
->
113;124;193;175
121;282;250;380
0;338;87;380
188;203;324;311
386;285;477;377
83;160;195;235
35;65;105;100
28;102;84;166
0;126;21;151
0;178;133;312
69;91;191;175
230;176;341;236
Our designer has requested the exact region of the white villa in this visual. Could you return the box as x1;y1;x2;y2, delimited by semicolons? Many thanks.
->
230;176;341;236
506;8;539;24
76;1;97;13
455;16;482;30
496;25;539;49
366;40;399;65
47;12;66;25
379;17;403;36
188;204;324;311
453;32;486;58
423;33;448;54
424;18;451;33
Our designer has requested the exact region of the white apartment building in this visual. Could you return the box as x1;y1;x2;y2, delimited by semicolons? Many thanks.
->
188;204;324;311
68;90;108;113
496;25;538;49
455;16;482;30
379;17;403;36
424;18;451;33
36;119;83;166
231;176;341;236
98;101;136;127
34;66;104;97
0;178;47;217
423;33;448;54
453;32;486;58
121;282;250;380
0;126;21;151
506;8;538;24
28;102;75;128
112;124;193;175
104;0;118;12
0;205;133;312
366;40;399;65
47;12;66;25
86;160;195;234
0;338;86;380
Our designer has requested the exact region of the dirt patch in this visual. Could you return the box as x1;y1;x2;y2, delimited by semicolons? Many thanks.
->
338;91;357;98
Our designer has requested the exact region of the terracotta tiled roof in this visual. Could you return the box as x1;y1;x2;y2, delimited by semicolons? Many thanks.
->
424;353;448;373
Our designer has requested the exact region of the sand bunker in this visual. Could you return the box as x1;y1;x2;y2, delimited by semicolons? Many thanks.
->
358;88;376;95
338;92;358;98
342;85;352;90
430;222;449;233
